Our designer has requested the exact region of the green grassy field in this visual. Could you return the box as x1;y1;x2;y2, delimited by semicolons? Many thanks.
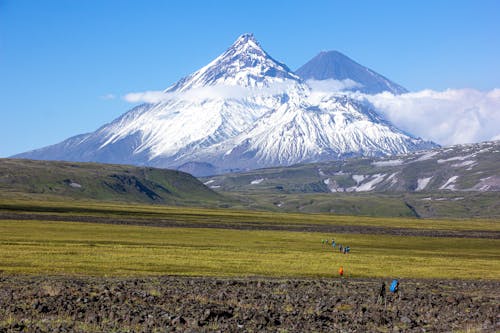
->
1;218;499;279
2;198;500;232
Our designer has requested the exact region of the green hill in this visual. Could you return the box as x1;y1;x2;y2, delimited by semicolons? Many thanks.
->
201;141;500;218
0;159;222;206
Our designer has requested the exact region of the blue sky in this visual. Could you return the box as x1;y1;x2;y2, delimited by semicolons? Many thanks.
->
1;0;500;156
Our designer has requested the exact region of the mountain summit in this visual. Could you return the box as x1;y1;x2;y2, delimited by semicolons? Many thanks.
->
295;50;408;94
167;33;299;91
15;34;435;176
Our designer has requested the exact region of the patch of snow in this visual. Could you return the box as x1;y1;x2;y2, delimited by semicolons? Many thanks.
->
451;160;476;168
372;159;404;167
323;178;330;185
356;174;386;192
203;180;215;185
69;182;82;188
437;154;475;164
420;197;432;201
477;147;493;154
386;172;399;185
210;185;221;189
352;175;365;184
318;169;326;177
439;176;458;190
250;178;264;185
414;151;438;162
416;177;432;191
472;176;500;191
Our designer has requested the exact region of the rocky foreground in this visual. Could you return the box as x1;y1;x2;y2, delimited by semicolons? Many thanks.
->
0;275;498;332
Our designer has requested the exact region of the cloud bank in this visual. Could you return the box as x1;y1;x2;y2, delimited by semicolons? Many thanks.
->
123;82;296;104
306;79;362;92
355;89;500;146
124;82;500;146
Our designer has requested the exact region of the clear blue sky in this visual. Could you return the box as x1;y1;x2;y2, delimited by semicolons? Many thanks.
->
1;0;499;157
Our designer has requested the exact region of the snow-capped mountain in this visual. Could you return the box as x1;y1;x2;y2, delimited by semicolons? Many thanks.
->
295;50;408;95
15;33;435;176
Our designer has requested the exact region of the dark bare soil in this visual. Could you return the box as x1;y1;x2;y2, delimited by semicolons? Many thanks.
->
0;275;498;332
1;212;498;239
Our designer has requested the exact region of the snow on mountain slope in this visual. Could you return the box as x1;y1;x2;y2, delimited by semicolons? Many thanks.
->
15;33;435;176
167;33;299;91
185;96;433;170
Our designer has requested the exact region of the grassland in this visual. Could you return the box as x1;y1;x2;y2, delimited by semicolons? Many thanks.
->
1;217;499;279
3;158;500;220
1;197;499;232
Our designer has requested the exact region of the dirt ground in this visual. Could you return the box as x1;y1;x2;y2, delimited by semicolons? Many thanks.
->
0;275;498;332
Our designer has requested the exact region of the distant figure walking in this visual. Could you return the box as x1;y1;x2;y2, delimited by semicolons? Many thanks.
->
338;266;344;277
390;279;400;300
331;240;336;248
390;279;399;293
339;245;343;253
377;282;386;304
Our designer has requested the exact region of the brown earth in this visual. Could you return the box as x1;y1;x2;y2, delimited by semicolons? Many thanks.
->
1;212;499;239
0;275;498;332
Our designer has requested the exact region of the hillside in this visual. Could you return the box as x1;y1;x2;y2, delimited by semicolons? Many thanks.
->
203;140;500;193
202;141;500;218
0;159;222;206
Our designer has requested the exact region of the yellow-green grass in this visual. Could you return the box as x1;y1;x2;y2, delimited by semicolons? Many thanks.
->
1;197;499;232
1;220;498;279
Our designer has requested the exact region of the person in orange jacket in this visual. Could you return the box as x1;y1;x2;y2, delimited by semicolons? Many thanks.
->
339;266;344;277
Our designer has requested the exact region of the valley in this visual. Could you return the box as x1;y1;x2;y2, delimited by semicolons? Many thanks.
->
0;198;498;332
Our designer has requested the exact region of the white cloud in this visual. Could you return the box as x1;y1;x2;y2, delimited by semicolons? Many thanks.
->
309;87;500;145
125;81;500;146
123;81;297;104
306;79;362;92
124;90;167;103
356;89;500;145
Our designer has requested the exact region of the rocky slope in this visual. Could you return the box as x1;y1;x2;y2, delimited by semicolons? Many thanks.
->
0;276;497;332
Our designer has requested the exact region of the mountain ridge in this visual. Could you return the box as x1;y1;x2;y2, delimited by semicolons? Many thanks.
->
14;34;434;176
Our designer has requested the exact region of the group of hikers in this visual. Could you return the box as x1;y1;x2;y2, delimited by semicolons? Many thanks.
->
377;279;400;305
321;238;351;254
321;237;351;279
321;237;401;304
